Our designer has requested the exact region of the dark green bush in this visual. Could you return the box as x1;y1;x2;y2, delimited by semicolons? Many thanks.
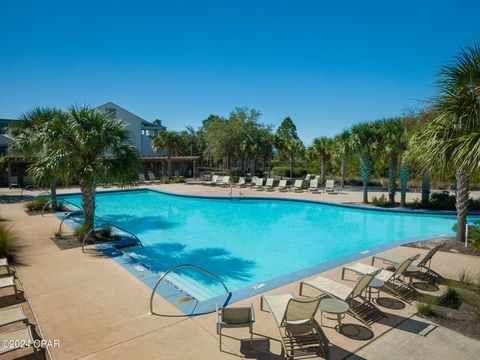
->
452;220;480;252
272;166;308;178
0;223;16;259
428;193;456;210
25;195;50;211
371;194;392;207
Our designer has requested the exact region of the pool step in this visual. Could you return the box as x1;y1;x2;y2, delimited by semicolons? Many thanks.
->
164;272;225;302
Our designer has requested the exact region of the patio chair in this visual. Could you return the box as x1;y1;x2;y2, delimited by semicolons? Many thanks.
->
204;174;219;186
299;270;384;327
0;276;20;299
220;176;231;187
261;294;326;360
343;254;420;302
251;177;264;191
0;306;28;327
276;179;288;192
0;326;38;359
371;243;445;283
308;179;320;193
324;180;337;194
234;177;246;187
292;180;303;193
147;171;161;183
216;304;255;351
0;258;12;275
265;178;275;191
138;173;152;184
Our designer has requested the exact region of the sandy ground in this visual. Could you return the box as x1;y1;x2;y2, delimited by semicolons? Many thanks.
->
0;183;479;360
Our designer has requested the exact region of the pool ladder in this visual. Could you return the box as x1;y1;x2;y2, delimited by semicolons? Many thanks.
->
228;186;244;200
149;264;230;316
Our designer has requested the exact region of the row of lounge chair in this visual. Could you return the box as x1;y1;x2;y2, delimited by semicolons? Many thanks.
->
138;172;161;184
218;243;444;359
0;258;40;359
204;175;339;193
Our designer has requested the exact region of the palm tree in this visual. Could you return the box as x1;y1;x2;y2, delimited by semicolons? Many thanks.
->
152;130;182;178
311;137;332;185
421;170;430;208
399;162;410;207
9;107;63;210
350;122;377;203
411;43;480;242
375;118;405;205
31;107;140;231
333;130;352;189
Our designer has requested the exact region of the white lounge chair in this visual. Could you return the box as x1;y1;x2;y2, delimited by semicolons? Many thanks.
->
0;306;28;327
9;175;19;189
220;176;230;187
147;171;161;183
261;294;326;360
0;326;37;358
138;173;152;184
300;270;384;327
0;276;20;299
324;180;337;194
308;179;320;193
251;177;264;191
234;177;246;187
292;179;303;193
265;178;275;191
0;258;12;275
204;174;219;186
276;179;288;192
342;255;420;302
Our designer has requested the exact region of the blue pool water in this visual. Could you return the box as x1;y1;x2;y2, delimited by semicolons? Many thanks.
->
61;189;469;303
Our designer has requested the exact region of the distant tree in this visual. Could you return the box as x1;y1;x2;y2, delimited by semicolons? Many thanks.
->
410;43;480;242
333;130;352;189
152;130;183;178
275;117;304;177
9;107;63;210
350;122;377;203
311;136;333;185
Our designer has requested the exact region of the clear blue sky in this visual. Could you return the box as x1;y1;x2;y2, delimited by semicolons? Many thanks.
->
1;1;478;144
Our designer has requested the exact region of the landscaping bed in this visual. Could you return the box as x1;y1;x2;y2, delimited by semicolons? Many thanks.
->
406;237;479;257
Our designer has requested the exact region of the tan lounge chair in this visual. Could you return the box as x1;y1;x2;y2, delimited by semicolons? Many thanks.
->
0;306;28;327
205;174;219;186
216;304;255;351
292;180;303;193
265;178;275;191
0;258;12;275
343;254;420;302
324;180;337;194
0;326;38;359
251;177;264;191
276;179;288;192
300;270;383;327
220;176;231;187
261;294;327;360
308;179;320;193
147;171;161;183
138;173;152;184
372;243;445;283
234;177;246;187
0;276;20;299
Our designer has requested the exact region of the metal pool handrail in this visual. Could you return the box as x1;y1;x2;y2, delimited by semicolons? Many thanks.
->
149;264;230;315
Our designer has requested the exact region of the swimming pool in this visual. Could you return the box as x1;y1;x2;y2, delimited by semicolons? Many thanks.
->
60;189;474;313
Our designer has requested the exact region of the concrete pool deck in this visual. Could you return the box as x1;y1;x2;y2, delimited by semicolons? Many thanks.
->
1;183;480;359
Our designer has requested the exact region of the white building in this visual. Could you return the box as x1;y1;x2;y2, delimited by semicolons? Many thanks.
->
95;102;166;156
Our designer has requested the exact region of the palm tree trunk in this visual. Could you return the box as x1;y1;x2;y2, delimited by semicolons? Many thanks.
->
421;171;430;208
320;159;326;185
360;154;370;203
267;151;272;178
167;156;172;178
455;168;469;243
289;151;294;178
388;153;398;205
399;166;409;207
341;158;346;189
80;182;96;231
50;179;58;211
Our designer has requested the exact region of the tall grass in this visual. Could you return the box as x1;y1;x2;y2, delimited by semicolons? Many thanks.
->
0;223;17;259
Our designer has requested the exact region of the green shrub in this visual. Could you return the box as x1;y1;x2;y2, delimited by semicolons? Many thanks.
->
416;298;436;316
171;176;185;183
452;220;480;251
96;225;114;239
74;223;91;240
439;286;461;307
25;195;50;211
0;223;16;259
371;194;392;207
428;193;456;210
272;166;308;178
